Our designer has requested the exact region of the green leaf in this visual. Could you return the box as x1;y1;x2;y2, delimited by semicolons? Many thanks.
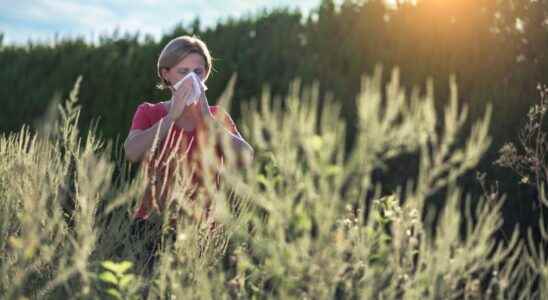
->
116;261;134;274
101;261;118;273
119;274;135;289
106;288;122;300
99;271;118;285
102;260;133;275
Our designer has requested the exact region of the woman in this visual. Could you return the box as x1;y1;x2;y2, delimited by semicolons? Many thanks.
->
124;35;254;221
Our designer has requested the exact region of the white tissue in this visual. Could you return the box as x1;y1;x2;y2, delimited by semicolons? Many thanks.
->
173;72;208;106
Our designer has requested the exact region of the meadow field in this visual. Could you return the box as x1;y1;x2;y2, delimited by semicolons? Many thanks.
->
1;70;547;299
2;0;548;298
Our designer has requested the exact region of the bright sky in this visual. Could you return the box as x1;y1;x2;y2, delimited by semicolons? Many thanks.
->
0;0;323;45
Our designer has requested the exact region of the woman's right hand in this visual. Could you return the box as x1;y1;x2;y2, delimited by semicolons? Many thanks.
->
168;76;194;121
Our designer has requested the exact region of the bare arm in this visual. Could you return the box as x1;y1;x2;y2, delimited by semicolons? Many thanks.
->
123;116;175;162
226;130;255;167
219;125;255;159
205;116;255;166
125;76;196;162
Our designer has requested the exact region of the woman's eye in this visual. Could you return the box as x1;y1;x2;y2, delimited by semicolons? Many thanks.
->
194;69;203;76
178;70;189;75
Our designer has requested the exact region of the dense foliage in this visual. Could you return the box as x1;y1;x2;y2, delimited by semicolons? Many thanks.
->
1;71;546;299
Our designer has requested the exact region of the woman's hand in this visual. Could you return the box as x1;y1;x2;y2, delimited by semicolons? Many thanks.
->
168;77;194;121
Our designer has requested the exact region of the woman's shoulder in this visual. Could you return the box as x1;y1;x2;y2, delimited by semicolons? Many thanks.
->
136;101;169;112
130;101;169;130
135;101;170;118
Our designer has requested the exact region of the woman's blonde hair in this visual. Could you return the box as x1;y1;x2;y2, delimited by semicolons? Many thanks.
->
157;35;213;90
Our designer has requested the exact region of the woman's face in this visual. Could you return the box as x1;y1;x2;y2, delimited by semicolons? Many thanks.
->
162;52;207;88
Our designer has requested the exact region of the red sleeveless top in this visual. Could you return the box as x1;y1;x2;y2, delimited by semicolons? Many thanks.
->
129;102;240;220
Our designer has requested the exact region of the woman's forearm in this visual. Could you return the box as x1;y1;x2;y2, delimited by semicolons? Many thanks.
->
227;131;254;158
209;120;254;163
124;116;175;162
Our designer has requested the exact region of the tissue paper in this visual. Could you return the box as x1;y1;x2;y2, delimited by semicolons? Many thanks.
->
173;72;208;106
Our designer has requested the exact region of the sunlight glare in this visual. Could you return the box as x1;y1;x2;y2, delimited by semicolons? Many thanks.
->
385;0;418;8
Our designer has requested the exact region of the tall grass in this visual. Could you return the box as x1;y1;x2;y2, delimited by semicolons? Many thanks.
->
0;69;545;299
